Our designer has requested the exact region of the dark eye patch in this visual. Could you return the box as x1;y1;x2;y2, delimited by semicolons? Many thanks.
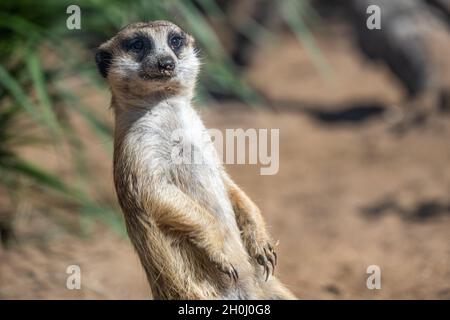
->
129;38;144;51
168;32;186;56
121;34;152;60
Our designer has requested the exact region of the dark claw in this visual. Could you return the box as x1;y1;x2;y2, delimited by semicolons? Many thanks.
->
257;254;266;266
268;244;277;264
268;256;275;274
257;251;274;281
264;247;275;276
217;263;238;284
231;265;239;283
228;265;237;283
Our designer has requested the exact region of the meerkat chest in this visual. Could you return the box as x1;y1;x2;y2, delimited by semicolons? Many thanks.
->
122;100;239;235
174;105;219;167
143;101;233;217
125;102;215;165
131;101;223;186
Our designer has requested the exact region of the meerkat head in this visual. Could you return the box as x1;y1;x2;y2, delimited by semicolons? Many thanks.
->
95;21;199;106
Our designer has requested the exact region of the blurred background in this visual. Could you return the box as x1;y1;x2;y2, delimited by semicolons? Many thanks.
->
0;0;449;299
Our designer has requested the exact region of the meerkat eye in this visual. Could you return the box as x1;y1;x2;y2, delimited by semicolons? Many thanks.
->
130;39;144;51
169;35;183;50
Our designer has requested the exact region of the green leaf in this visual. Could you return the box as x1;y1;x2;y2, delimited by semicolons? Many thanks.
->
26;51;62;136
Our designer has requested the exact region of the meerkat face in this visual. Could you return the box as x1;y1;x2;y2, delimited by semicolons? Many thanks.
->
95;21;199;103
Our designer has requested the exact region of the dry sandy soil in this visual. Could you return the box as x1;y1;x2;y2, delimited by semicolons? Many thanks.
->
0;27;449;299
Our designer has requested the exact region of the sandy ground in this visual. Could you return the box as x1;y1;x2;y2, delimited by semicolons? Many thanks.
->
0;27;449;299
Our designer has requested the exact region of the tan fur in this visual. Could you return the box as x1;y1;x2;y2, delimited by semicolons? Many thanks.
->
97;21;296;300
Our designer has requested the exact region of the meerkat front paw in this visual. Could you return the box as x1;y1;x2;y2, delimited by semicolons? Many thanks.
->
245;233;277;281
208;249;239;284
215;261;239;283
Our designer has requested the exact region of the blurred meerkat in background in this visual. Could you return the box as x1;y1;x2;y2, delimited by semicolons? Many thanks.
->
211;0;450;130
345;0;450;131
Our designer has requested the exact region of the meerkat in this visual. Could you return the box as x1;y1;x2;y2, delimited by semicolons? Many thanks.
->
95;21;295;300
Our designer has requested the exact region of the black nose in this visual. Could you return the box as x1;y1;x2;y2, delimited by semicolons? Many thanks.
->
158;56;175;71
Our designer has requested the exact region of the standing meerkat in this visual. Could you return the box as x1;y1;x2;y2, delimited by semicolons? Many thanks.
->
95;21;295;300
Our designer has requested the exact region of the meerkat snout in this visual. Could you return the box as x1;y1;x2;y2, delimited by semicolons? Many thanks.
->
140;53;176;79
158;56;175;72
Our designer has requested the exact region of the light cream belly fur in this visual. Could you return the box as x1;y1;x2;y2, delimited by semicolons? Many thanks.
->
134;98;259;298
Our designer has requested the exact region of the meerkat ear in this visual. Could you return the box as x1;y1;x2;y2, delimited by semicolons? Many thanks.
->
95;49;112;78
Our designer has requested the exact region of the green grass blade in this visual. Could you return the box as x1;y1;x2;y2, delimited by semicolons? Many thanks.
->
279;0;332;79
0;64;41;122
1;157;69;193
26;51;62;136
